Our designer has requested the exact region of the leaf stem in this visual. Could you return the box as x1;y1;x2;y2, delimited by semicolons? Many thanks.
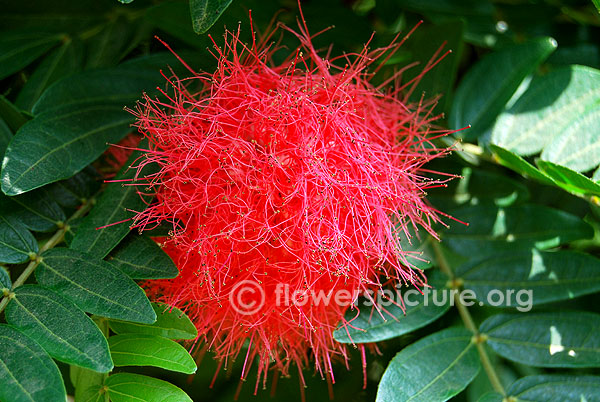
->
0;197;95;315
431;241;506;396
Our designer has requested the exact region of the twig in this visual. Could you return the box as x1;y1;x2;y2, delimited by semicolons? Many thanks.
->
432;241;506;396
0;197;95;315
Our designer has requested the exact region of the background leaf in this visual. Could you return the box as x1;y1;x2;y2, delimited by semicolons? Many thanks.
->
1;104;132;195
106;233;178;279
442;204;593;256
506;375;600;401
5;285;113;372
70;145;157;259
15;39;83;112
481;312;600;367
0;324;66;402
450;38;557;140
536;160;600;197
491;65;600;172
0;31;63;80
109;302;198;340
457;249;600;307
0;266;11;289
1;189;66;232
0;215;38;264
36;248;156;323
109;333;197;373
489;145;555;186
376;327;480;402
189;0;234;34
334;272;451;343
105;373;193;402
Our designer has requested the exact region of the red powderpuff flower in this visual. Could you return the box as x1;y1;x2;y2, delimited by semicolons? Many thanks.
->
129;9;455;394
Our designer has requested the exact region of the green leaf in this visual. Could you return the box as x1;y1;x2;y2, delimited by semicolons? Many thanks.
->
507;375;600;401
450;38;557;140
190;0;233;34
105;373;192;402
480;312;600;367
0;30;63;80
442;204;593;257
0;215;38;264
536;160;600;197
477;392;504;402
1;189;66;232
458;249;600;307
0;324;66;402
76;385;105;402
110;302;197;340
47;166;101;209
1;104;132;195
402;20;464;114
109;334;197;374
106;234;178;279
71;317;108;402
430;166;530;210
397;225;434;270
71;365;105;402
376;327;480;402
489;145;555;186
84;16;147;69
492;65;600;172
0;118;12;157
0;266;11;289
5;285;113;372
32;67;161;114
15;39;83;112
36;248;156;324
145;2;209;49
70;145;156;259
0;95;31;132
334;272;451;343
593;0;600;13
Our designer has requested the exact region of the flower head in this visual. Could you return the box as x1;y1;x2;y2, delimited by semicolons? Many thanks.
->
130;10;452;392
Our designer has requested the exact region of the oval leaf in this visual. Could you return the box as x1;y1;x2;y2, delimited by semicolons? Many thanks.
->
15;39;83;112
105;373;192;402
1;104;132;195
450;37;557;140
190;0;233;34
5;285;113;372
489;144;555;186
0;324;66;402
481;312;600;367
334;273;451;343
109;334;197;374
106;233;178;279
70;144;157;259
109;302;197;340
32;68;163;114
537;160;600;197
1;189;66;232
0;215;38;264
492;65;600;172
458;249;600;307
36;248;156;324
442;204;593;257
507;375;600;401
376;327;480;402
0;31;63;80
0;265;11;289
